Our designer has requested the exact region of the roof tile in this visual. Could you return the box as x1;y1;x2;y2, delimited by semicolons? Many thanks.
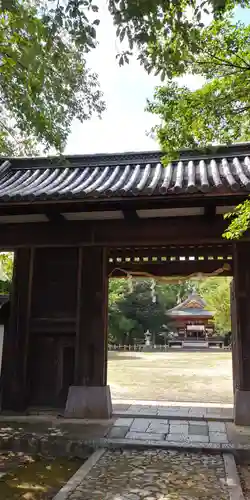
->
1;147;250;201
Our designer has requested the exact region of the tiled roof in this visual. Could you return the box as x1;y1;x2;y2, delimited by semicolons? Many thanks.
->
167;308;214;318
1;144;250;201
168;293;206;312
167;293;213;318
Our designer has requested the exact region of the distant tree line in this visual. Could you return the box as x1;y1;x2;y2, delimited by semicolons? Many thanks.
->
0;253;232;340
109;277;232;345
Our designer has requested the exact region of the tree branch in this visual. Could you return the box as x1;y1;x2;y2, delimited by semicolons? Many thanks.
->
232;105;250;114
203;50;248;70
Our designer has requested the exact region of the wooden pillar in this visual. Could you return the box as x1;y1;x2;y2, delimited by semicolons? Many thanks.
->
65;246;111;418
232;242;250;425
1;248;33;411
75;246;108;386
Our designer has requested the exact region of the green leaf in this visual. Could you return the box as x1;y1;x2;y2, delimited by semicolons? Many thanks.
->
0;0;105;154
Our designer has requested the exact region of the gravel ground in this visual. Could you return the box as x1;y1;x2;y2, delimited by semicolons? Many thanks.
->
238;463;250;499
68;449;229;500
108;351;233;403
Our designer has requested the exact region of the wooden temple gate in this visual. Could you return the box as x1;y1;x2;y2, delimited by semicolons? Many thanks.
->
0;144;249;424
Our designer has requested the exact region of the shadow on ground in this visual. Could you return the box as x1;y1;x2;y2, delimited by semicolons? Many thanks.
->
0;452;82;500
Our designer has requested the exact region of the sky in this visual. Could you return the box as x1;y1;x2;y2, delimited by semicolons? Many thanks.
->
65;5;249;156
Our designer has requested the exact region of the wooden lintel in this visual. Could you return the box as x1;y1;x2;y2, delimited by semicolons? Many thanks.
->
122;209;139;222
108;243;233;259
0;193;247;216
0;216;245;249
204;205;216;220
45;212;65;223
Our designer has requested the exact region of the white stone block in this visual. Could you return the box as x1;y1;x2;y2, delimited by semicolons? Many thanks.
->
130;418;152;432
114;418;133;427
125;431;164;441
208;421;226;433
209;432;228;443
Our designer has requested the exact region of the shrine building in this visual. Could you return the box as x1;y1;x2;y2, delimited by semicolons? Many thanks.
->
166;292;215;342
0;143;249;424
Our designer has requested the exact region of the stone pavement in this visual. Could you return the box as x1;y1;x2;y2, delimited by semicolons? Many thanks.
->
3;400;250;453
65;449;231;500
1;412;250;452
108;417;230;448
113;399;233;421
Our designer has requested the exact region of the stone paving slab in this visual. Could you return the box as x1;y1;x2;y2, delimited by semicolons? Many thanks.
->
126;431;165;441
169;423;189;434
86;436;233;451
108;427;128;439
169;419;189;425
147;421;169;433
210;433;229;444
166;434;209;443
190;420;207;426
113;401;234;421
114;418;134;427
112;416;231;446
113;399;233;407
1;411;250;456
189;424;208;436
130;419;152;432
65;449;230;500
209;421;227;432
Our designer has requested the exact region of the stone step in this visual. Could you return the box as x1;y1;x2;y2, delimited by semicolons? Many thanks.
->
113;410;233;422
81;436;250;453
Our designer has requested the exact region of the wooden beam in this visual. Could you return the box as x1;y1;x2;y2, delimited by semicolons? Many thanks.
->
108;243;233;260
45;212;65;223
232;242;250;425
75;247;108;386
1;248;34;411
0;216;241;248
232;242;250;391
204;205;216;220
122;209;139;222
0;192;247;216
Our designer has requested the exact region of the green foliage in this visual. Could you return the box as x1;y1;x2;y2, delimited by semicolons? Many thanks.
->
0;252;14;294
109;0;243;74
0;0;104;154
108;279;139;344
108;278;192;344
2;0;250;155
1;1;250;241
1;0;250;159
223;200;250;239
198;277;232;333
109;277;232;343
118;280;167;340
146;19;250;158
144;15;250;237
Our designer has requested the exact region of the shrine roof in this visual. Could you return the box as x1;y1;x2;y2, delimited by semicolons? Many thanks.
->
0;143;250;201
166;292;214;318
